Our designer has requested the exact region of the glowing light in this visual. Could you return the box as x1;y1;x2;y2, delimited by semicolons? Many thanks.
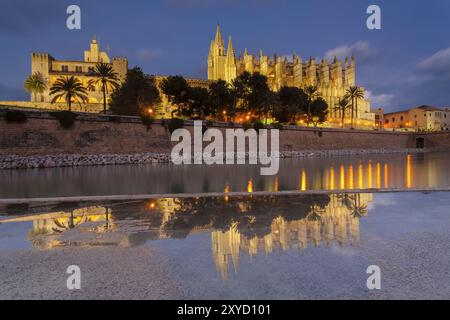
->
376;162;381;189
329;167;335;190
368;161;373;188
406;154;413;189
300;169;307;191
348;164;354;189
384;164;389;188
340;165;345;190
358;162;363;189
247;179;253;193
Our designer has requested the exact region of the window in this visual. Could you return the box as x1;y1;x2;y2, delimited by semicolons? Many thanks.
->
400;116;404;121
62;65;69;72
88;67;94;73
75;66;82;73
89;85;95;92
385;119;389;124
392;117;396;123
414;114;417;118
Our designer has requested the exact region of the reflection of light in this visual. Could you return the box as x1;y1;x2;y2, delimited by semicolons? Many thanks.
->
329;167;335;190
358;162;363;189
368;161;373;188
376;163;381;189
224;184;231;201
384;164;389;188
274;177;279;192
406;154;412;189
340;165;345;190
301;170;307;191
247;180;253;193
348;165;354;190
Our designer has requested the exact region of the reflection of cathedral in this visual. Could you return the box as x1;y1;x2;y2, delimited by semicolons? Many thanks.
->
2;193;371;283
211;194;371;283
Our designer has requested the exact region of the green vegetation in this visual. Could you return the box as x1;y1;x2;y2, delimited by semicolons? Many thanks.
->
167;118;184;134
88;62;120;114
110;67;160;116
50;111;78;129
49;76;88;111
4;110;28;123
24;72;47;102
141;114;154;130
345;86;365;128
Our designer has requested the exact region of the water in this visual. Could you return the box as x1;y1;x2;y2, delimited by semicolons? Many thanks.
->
1;152;450;299
1;192;450;299
2;152;450;199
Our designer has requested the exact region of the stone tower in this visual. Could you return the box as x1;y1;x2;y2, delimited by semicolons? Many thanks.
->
208;24;237;83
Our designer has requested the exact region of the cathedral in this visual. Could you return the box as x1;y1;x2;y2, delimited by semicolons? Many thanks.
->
208;25;375;125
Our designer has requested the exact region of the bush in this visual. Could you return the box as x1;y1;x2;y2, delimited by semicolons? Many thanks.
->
242;121;252;130
4;110;27;123
253;121;265;132
272;122;284;130
50;111;78;129
167;118;184;134
141;114;154;130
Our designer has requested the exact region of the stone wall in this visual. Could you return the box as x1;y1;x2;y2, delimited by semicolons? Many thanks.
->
0;109;448;159
0;101;103;113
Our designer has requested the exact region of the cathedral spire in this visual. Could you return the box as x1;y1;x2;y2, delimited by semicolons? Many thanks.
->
227;36;234;56
215;23;224;47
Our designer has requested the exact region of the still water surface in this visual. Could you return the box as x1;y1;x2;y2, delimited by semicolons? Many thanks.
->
1;152;450;199
1;192;450;298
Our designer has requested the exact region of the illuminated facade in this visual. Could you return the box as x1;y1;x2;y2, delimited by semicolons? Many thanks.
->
208;24;375;126
384;105;450;131
31;38;128;104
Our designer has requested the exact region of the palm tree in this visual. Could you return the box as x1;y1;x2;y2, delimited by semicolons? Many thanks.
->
88;62;120;114
334;97;350;128
49;76;88;111
345;86;365;128
24;72;47;102
304;85;319;126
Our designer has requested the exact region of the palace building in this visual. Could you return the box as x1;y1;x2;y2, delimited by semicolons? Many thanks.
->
208;24;375;126
30;37;128;105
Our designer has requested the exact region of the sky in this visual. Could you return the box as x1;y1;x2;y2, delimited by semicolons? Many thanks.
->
0;0;450;112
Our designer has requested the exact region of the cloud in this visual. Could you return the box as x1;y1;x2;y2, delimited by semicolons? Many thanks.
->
366;91;394;108
418;47;450;77
137;48;163;62
324;41;377;65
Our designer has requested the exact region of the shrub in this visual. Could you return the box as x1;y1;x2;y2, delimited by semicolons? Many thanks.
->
4;110;27;123
167;118;184;134
253;121;265;132
50;111;78;129
141;114;154;130
272;122;284;130
242;121;252;131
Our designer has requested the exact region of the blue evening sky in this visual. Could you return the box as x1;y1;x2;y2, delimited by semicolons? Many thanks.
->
0;0;449;112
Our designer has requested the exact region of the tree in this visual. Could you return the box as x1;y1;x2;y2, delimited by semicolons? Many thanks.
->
185;86;212;119
275;86;308;124
334;97;351;127
247;73;272;122
231;71;252;119
87;62;120;114
160;75;190;118
345;86;365;128
310;97;329;127
24;72;47;102
110;67;160;116
304;85;319;126
209;80;234;121
49;76;88;111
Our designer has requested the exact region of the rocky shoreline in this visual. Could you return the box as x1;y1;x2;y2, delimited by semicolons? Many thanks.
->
0;148;437;170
